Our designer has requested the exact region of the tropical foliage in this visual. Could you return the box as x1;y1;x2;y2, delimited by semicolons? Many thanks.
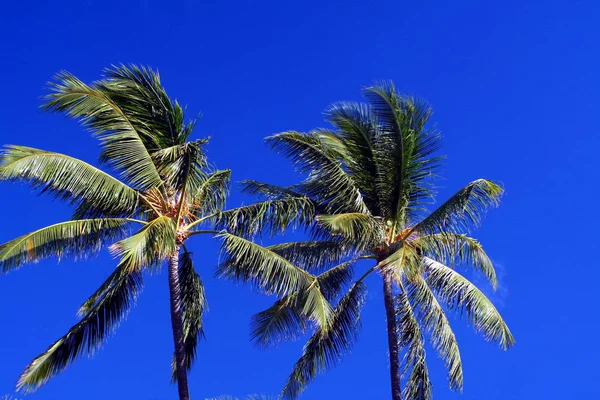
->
222;83;514;399
0;66;312;400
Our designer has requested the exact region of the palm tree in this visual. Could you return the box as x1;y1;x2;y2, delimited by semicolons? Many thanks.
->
221;83;515;399
0;66;311;399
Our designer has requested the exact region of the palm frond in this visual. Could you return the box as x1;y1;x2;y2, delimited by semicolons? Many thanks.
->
405;276;463;391
423;257;514;349
190;169;231;217
266;241;349;274
43;71;162;190
414;233;497;288
0;219;130;274
316;260;355;301
171;249;207;381
396;286;432;400
414;179;503;235
151;139;209;193
266;131;369;214
316;213;384;250
251;293;307;349
0;146;139;218
216;233;313;297
17;266;142;392
109;216;176;272
216;197;315;238
280;282;366;400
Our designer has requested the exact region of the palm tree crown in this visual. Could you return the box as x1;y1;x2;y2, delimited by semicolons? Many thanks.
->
225;82;515;400
0;66;310;399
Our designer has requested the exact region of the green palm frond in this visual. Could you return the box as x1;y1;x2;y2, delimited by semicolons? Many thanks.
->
152;139;209;193
251;293;307;349
266;241;349;274
414;233;497;289
266;131;368;214
171;249;207;381
216;233;313;297
316;260;355;301
378;243;422;283
219;232;333;331
280;282;366;400
216;197;315;238
0;219;131;274
423;257;514;349
316;213;384;249
363;83;443;224
101;64;191;148
396;286;432;400
43;71;162;190
190;169;231;217
242;180;308;201
405;276;463;391
109;216;176;272
17;266;143;392
414;179;503;235
0;146;139;218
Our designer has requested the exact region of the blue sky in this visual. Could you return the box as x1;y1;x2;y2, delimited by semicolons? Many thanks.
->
0;0;598;399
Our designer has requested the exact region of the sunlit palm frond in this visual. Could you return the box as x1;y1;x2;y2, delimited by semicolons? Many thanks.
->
0;219;130;274
171;249;207;381
423;257;514;349
190;169;231;217
216;197;315;238
266;241;349;274
216;233;313;297
280;282;366;400
316;213;384;250
17;266;142;392
0;146;139;218
414;179;503;235
151;139;209;193
405;276;463;391
414;233;497;289
101;64;190;149
266;131;368;214
43;71;162;190
109;216;177;272
396;286;432;400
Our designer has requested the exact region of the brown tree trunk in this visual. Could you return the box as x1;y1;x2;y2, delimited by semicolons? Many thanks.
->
383;271;402;400
168;247;191;400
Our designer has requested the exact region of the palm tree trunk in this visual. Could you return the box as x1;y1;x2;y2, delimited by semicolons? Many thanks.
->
383;271;402;400
168;247;191;400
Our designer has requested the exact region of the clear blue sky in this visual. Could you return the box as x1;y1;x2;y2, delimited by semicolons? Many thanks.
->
0;1;597;399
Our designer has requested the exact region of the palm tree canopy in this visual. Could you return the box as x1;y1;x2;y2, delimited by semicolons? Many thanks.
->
223;82;514;399
0;65;313;393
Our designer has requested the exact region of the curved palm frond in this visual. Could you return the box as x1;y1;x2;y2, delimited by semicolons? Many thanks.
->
280;282;366;400
216;233;313;297
266;131;368;214
0;146;140;218
423;257;514;349
109;216;177;272
216;197;315;238
190;169;231;217
396;286;432;400
414;233;497;288
251;293;307;349
405;276;463;391
0;218;131;274
43;71;162;190
152;139;209;193
266;241;349;274
171;249;207;381
414;179;503;235
316;213;384;250
17;266;143;392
